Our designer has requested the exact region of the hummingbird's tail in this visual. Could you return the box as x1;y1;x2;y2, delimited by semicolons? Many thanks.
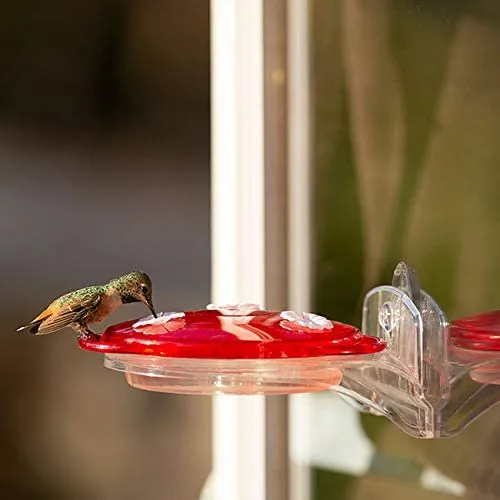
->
16;319;44;335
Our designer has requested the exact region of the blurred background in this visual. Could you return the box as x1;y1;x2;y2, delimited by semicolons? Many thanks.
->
311;1;500;499
4;0;500;499
0;1;211;499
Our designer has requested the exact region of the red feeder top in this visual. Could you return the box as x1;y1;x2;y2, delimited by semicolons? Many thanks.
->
78;306;385;360
450;310;500;351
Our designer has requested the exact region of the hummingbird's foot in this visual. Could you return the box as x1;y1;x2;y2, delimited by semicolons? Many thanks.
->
76;325;99;341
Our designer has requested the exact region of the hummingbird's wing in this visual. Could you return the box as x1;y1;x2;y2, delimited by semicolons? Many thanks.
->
35;294;103;335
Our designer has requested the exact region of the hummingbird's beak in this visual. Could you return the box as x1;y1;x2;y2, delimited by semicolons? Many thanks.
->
147;302;158;318
139;293;157;318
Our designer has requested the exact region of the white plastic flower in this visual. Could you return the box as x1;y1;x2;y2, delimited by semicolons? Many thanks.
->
206;303;261;316
280;311;333;330
132;312;186;329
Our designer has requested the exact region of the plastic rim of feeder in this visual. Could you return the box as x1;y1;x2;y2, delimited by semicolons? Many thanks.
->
78;305;386;395
450;310;500;352
450;310;500;385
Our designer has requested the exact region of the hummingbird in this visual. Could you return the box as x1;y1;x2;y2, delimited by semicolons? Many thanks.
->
16;271;157;339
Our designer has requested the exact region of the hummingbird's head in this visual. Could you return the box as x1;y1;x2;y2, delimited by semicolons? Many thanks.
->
109;271;157;318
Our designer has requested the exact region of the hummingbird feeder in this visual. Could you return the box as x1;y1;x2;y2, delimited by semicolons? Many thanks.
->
78;304;385;395
78;262;500;438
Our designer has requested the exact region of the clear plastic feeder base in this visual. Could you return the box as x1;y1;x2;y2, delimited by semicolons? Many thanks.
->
104;354;344;395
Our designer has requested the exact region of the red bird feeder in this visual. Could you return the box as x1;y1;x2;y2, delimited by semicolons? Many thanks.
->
78;303;385;395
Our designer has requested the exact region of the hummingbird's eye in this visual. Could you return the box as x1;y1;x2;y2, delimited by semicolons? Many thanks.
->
140;284;149;294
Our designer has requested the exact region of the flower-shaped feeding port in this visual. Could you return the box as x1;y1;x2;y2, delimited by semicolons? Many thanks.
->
279;311;333;332
332;261;500;439
132;312;186;334
78;305;385;396
206;303;261;316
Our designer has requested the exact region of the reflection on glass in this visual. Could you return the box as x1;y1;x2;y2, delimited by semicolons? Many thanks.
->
312;0;500;498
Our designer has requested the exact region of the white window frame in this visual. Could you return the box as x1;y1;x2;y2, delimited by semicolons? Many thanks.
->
210;1;311;499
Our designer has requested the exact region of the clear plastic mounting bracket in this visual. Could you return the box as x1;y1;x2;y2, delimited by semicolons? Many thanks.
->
331;262;500;438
